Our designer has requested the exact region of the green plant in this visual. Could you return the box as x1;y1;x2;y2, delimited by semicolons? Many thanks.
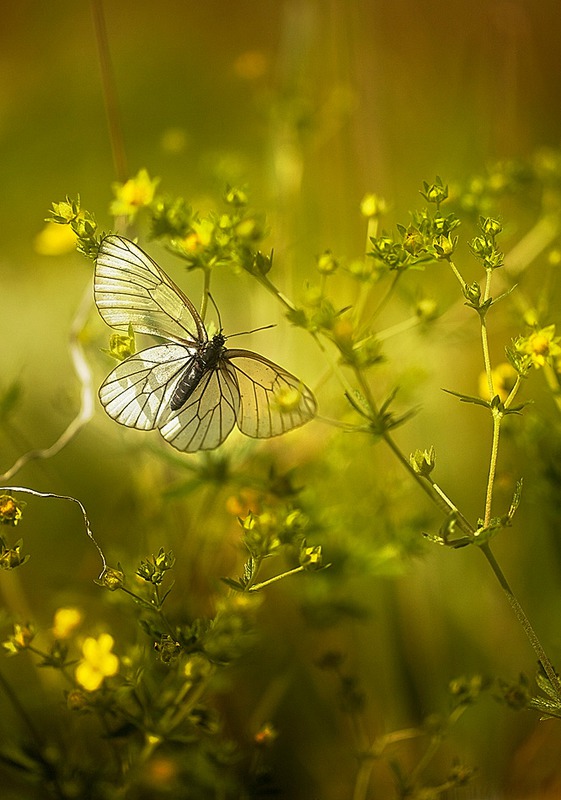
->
3;153;561;797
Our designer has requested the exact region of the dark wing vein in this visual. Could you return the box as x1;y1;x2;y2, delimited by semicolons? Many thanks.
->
159;364;240;452
99;344;193;430
224;349;317;438
95;235;205;344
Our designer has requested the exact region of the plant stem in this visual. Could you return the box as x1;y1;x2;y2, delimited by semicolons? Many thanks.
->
369;272;402;323
248;565;304;591
91;0;128;182
480;543;561;698
483;411;502;527
447;257;467;290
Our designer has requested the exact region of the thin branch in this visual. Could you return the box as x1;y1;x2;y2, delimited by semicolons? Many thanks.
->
90;0;128;182
0;282;95;481
0;486;107;577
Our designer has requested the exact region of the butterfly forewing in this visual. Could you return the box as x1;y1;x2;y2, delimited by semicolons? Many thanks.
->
160;365;240;451
95;235;205;344
99;344;194;430
225;350;317;438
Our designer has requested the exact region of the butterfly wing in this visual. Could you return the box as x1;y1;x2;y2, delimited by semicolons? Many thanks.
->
95;235;206;344
159;364;240;452
99;344;195;430
95;236;316;450
225;349;317;438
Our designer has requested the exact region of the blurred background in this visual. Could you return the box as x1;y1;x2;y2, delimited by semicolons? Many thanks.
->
3;1;561;798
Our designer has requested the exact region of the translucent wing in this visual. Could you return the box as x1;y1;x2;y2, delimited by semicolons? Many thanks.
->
225;350;317;438
95;235;206;344
99;344;194;430
159;365;240;452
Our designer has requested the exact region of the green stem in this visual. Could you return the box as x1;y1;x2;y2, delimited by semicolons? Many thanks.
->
381;429;473;535
253;272;298;314
481;317;494;398
0;665;44;744
248;565;304;592
447;257;467;290
0;668;69;799
483;411;502;527
480;543;561;699
352;727;423;800
369;271;402;323
90;0;128;183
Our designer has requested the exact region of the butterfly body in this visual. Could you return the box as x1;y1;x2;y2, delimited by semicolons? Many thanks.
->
170;333;226;411
94;235;316;452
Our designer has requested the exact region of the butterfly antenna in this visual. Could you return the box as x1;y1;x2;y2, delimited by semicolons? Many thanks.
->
207;292;223;330
208;292;276;338
229;323;276;338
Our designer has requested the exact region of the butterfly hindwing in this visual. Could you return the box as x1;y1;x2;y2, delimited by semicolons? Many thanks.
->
160;364;240;452
95;235;205;344
99;344;195;430
225;349;318;438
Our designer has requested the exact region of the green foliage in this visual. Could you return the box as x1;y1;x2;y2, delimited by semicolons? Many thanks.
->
6;150;561;798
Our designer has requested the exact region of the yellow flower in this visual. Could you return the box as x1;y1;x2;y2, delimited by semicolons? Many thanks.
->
52;607;83;640
254;722;278;746
3;622;35;653
273;384;307;414
0;495;24;526
478;363;518;402
75;633;119;691
360;193;387;218
179;218;214;253
34;222;77;255
104;323;136;362
516;325;561;368
110;168;159;219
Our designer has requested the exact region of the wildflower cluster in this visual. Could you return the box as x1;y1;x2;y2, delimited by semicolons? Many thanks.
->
47;196;98;257
512;324;561;371
14;155;561;798
468;216;504;272
223;505;324;593
47;170;268;284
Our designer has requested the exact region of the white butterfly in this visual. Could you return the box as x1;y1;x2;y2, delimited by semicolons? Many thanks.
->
94;235;317;452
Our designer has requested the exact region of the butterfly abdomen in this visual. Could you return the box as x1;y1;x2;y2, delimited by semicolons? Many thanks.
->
170;334;226;411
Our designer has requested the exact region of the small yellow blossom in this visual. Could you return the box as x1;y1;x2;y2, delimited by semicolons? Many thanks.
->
522;308;539;327
110;168;159;219
52;607;83;640
0;495;24;526
254;722;278;746
179;218;215;253
360;193;387;218
225;488;260;517
273;384;306;414
479;363;518;402
66;688;88;711
105;324;136;362
75;633;119;691
143;754;179;789
548;249;561;266
3;622;35;654
516;325;561;368
34;222;77;256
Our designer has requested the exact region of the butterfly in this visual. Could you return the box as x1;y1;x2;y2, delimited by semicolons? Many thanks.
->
94;235;317;452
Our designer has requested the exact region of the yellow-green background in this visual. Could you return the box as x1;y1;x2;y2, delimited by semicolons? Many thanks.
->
3;2;561;798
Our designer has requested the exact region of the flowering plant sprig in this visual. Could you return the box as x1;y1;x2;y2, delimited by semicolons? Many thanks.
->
223;505;326;593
